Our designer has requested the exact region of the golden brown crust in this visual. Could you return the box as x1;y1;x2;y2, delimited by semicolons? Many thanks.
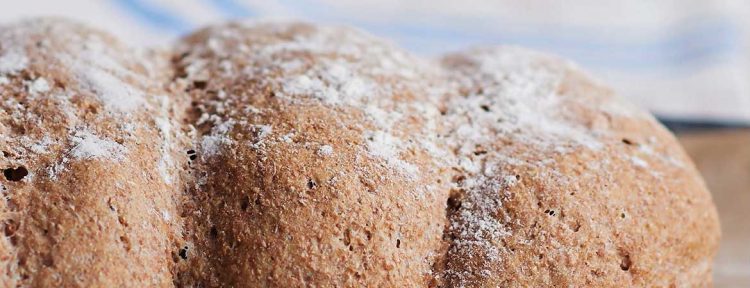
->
0;19;720;287
0;19;184;287
172;23;449;286
437;48;720;287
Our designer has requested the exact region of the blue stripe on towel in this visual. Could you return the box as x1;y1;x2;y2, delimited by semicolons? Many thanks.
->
363;19;739;71
207;0;255;18
280;0;740;71
111;0;192;34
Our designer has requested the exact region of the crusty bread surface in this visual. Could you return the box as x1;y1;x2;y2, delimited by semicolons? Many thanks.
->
0;19;719;287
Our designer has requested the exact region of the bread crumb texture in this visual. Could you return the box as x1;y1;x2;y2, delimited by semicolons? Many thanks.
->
0;19;720;287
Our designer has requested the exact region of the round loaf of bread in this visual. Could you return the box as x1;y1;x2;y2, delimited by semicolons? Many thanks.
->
0;19;720;287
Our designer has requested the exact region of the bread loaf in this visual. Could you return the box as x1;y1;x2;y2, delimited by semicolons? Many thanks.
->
0;19;720;287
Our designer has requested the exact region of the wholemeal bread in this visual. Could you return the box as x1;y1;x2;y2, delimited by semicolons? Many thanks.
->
0;19;720;287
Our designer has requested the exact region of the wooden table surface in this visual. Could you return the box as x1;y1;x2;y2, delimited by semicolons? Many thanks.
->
678;130;750;287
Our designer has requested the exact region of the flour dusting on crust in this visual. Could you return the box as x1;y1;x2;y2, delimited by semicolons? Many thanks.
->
69;130;128;161
0;50;28;75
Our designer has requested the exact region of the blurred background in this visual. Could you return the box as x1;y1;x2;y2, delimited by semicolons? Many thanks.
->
1;0;748;286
